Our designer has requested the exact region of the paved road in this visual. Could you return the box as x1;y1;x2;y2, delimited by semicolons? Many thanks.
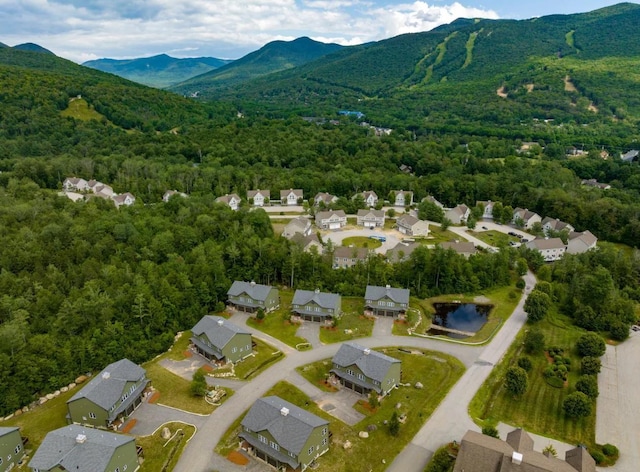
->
323;228;404;254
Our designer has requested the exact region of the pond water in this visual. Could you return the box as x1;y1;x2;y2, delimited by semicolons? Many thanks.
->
429;303;492;337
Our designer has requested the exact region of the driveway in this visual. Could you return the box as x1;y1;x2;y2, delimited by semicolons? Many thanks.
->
323;228;403;254
296;321;323;349
129;402;208;436
373;316;395;337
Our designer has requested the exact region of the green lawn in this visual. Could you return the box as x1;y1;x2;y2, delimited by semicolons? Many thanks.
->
138;422;196;472
246;290;308;348
319;297;373;343
469;230;520;247
341;236;382;250
419;226;467;246
295;359;338;392
233;339;283;380
470;309;596;448
61;98;109;122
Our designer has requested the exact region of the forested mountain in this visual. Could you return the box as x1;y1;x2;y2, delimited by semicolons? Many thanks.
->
83;54;233;88
12;42;55;55
170;36;344;95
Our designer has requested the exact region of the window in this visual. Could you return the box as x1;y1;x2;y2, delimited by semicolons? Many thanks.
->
346;369;355;376
89;412;97;419
357;374;365;381
258;434;268;444
15;444;21;453
115;468;120;472
123;466;128;471
322;427;328;436
232;347;237;353
246;344;251;351
322;438;328;446
308;446;314;455
270;441;280;451
289;451;296;458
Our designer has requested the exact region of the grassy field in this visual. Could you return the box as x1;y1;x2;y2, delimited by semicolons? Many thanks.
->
469;230;520;247
341;236;382;250
61;98;109;122
233;339;283;380
319;297;373;343
246;290;308;348
296;359;338;392
138;422;196;472
229;349;466;472
419;226;467;245
469;308;596;448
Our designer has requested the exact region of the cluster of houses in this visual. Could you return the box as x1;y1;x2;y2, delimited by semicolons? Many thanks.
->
62;177;136;208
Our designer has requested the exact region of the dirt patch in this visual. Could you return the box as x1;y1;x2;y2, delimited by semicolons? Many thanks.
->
544;351;554;363
148;391;161;404
588;102;599;113
202;364;214;373
564;75;577;92
320;380;338;391
474;295;491;303
121;419;137;433
228;451;249;465
525;83;534;92
496;86;508;98
357;400;378;413
183;350;193;358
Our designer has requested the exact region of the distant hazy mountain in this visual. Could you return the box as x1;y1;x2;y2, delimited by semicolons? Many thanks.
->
170;36;344;97
0;42;8;48
83;54;233;88
13;43;55;55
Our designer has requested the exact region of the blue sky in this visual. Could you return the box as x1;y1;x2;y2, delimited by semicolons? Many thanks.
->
0;1;636;63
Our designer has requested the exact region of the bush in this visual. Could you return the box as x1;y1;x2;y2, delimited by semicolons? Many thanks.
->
516;278;526;290
563;391;592;418
602;444;619;457
547;346;563;356
505;366;528;396
190;369;208;397
591;451;605;464
581;356;602;375
425;446;455;472
609;322;629;341
524;328;545;354
517;357;532;372
389;411;400;436
576;332;606;357
575;375;599;399
482;425;499;438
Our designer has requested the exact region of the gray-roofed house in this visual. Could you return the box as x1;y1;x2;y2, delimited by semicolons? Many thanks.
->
247;189;270;207
357;190;378;208
391;190;413;207
476;200;494;219
280;189;304;206
315;210;347;230
364;285;410;317
356;209;386;228
191;315;253;364
282;217;312;239
29;425;139;472
290;233;323;253
112;192;136;208
0;427;25;472
541;217;575;235
386;241;420;263
422;195;444;209
440;241;477;258
292;289;341;322
313;192;338;207
216;193;242;211
333;246;369;269
227;281;280;313
162;190;188;202
512;207;542;229
330;342;401;396
621;149;639;162
239;396;329;472
63;177;89;192
396;214;429;236
581;179;611;190
526;238;566;262
66;359;149;429
444;204;470;225
453;428;596;472
567;230;598;254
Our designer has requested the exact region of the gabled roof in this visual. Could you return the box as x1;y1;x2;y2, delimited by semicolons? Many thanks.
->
332;342;400;383
285;216;311;231
526;237;565;250
0;426;19;437
314;192;337;204
541;217;573;232
397;214;422;228
513;207;540;221
360;190;378;200
316;210;346;220
227;281;275;301
423;195;444;208
505;428;534;452
357;209;385;218
569;230;597;247
241;396;328;455
440;241;476;255
191;315;250;351
29;425;134;472
365;285;409;304
393;190;413;198
68;359;146;411
386;242;420;262
621;149;639;162
216;193;241;204
112;192;135;205
292;289;340;310
290;233;321;250
280;188;303;198
333;246;369;260
247;189;270;198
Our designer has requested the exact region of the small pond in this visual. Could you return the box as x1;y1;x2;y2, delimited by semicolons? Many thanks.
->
429;303;493;338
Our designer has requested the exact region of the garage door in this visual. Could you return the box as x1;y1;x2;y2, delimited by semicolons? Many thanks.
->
329;222;341;230
364;221;375;228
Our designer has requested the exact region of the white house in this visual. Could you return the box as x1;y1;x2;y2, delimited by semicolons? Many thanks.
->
567;231;598;254
63;177;89;192
163;190;188;202
392;190;413;207
476;200;494;219
445;204;470;225
423;195;444;209
216;193;242;211
112;192;136;208
513;208;542;229
247;189;270;207
283;217;312;239
541;217;574;235
396;214;429;236
526;238;566;262
357;191;379;208
356;209;386;228
314;192;338;207
280;189;303;206
315;210;347;230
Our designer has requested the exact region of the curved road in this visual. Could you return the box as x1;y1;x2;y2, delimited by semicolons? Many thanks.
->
170;271;536;472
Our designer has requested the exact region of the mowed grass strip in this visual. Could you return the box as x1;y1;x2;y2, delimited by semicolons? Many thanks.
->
341;236;382;249
319;297;373;344
233;339;283;380
470;309;595;447
138;421;196;472
246;290;308;348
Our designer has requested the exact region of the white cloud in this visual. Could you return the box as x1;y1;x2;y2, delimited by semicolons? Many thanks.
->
0;0;499;62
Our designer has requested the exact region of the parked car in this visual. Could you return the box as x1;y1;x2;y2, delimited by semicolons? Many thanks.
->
481;226;488;230
508;231;517;236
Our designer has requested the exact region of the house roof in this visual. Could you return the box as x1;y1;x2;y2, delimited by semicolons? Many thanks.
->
292;289;340;311
316;210;346;221
397;214;423;228
423;195;444;208
240;396;328;456
621;149;639;161
357;209;385;218
290;233;321;250
314;192;337;204
505;428;534;452
112;192;135;204
541;217;573;232
247;189;270;198
68;358;146;412
440;241;476;255
29;425;134;472
386;242;420;262
360;190;378;200
569;230;597;247
227;281;274;301
393;190;413;198
447;204;470;217
216;193;241;203
526;238;565;250
333;246;369;260
284;216;311;232
332;342;400;383
191;315;250;351
280;188;303;198
0;426;19;437
513;208;540;222
365;285;409;304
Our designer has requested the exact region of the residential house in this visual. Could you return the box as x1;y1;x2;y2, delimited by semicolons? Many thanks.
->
292;289;341;322
313;192;338;207
216;193;242;211
333;246;369;269
512;207;542;229
386;242;420;263
282;217;312;239
0;427;26;472
66;358;149;428
315;210;347;230
567;230;598;254
526;238;566;262
247;189;271;207
280;189;303;206
162;190;187;202
621;149;639;162
581;179;611;190
290;233;323;253
191;315;252;364
29;425;140;472
239;396;329;472
399;164;413;174
396;214;429;237
87;180;114;198
444;204;470;225
63;177;89;192
330;342;401;396
227;281;280;313
440;241;477;258
422;195;444;209
476;200;495;219
364;285;410;317
391;190;413;207
356;209;386;228
112;192;136;208
541;217;575;235
453;428;595;472
356;191;378;208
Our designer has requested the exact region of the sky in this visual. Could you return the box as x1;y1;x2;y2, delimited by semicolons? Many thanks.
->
0;0;636;63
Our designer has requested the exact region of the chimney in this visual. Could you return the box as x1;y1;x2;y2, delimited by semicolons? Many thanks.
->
280;407;289;416
364;348;371;355
315;288;320;294
102;372;111;379
512;452;523;465
217;319;224;326
385;284;391;289
76;434;87;444
250;280;256;286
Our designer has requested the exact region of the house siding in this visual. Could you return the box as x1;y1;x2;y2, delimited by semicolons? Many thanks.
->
67;397;110;428
0;429;25;472
366;296;408;316
221;333;253;363
104;442;139;472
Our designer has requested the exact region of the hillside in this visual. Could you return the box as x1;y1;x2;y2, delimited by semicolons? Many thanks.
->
83;54;233;88
12;42;55;55
198;3;640;131
170;36;344;96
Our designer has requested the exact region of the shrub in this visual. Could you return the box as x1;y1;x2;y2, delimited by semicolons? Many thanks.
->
591;451;605;464
576;333;606;357
425;446;455;472
505;366;528;396
602;444;619;457
563;392;592;418
609;322;629;341
516;278;526;290
517;357;532;372
524;328;545;354
389;411;400;436
482;425;499;438
575;375;599;399
581;356;602;375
